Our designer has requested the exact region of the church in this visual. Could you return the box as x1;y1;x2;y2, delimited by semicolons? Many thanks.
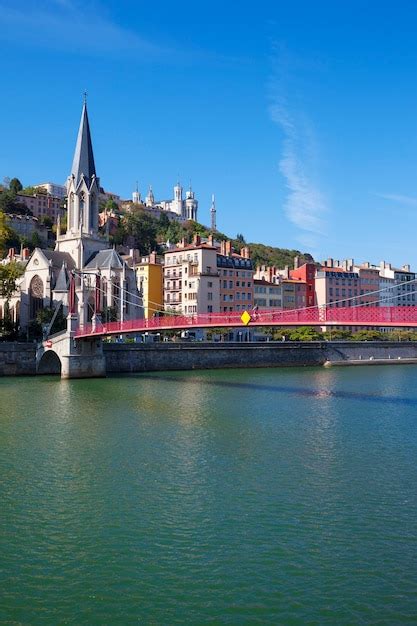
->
15;101;142;331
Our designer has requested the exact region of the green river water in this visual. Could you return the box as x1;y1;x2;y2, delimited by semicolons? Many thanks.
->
1;366;417;625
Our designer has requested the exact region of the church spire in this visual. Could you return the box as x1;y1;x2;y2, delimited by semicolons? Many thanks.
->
71;98;96;187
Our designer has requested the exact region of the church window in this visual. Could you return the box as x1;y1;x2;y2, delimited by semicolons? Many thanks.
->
29;275;44;321
90;192;96;230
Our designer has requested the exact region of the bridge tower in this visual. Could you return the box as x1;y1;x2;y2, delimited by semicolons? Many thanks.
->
36;272;106;378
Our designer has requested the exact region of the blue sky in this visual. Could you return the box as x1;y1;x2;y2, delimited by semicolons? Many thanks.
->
1;0;417;266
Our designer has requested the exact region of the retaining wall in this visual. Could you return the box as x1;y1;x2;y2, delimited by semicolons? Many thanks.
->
103;341;417;373
2;341;417;377
0;343;37;376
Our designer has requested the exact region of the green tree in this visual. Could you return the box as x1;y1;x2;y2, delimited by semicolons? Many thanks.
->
20;186;37;196
157;212;170;233
236;233;246;244
205;327;230;341
0;191;23;214
351;329;386;341
385;330;417;342
271;327;291;341
327;329;353;340
30;231;42;249
0;211;20;255
0;262;24;299
105;198;119;213
9;178;23;194
123;211;158;253
26;305;66;340
0;262;24;338
249;243;314;270
287;326;323;341
40;215;53;229
164;220;184;245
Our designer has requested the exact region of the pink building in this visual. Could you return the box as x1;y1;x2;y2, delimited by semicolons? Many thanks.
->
15;193;64;221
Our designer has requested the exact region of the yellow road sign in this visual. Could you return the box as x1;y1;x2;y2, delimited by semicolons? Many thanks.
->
241;310;252;326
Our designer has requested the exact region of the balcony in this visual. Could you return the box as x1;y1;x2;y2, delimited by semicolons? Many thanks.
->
164;283;182;291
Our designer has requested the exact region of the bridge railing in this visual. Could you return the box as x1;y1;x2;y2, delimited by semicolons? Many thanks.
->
75;305;417;337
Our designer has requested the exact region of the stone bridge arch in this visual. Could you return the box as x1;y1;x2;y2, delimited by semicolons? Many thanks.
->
37;349;62;375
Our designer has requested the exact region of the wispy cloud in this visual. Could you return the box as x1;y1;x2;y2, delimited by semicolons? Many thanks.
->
0;1;244;67
0;1;171;59
376;192;417;206
268;47;329;251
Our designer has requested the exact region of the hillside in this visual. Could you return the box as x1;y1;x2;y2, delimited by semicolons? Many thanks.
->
111;209;315;269
247;243;315;269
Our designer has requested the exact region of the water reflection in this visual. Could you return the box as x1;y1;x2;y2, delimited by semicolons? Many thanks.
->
136;371;417;406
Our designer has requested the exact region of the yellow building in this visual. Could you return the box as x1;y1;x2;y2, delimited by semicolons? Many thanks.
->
136;252;164;319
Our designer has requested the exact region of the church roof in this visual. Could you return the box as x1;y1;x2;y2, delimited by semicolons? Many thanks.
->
71;102;96;187
41;250;76;270
54;262;69;292
84;248;124;270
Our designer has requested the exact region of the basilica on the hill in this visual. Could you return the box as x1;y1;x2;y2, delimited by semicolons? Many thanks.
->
10;101;142;331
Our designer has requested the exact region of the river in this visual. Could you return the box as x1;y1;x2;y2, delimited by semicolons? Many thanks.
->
1;366;417;624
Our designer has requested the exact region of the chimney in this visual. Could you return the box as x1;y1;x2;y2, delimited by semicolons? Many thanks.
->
225;240;232;256
403;264;411;272
240;246;250;259
208;234;213;246
327;258;334;268
22;248;30;260
150;251;157;264
8;248;14;259
294;255;300;269
193;234;201;246
220;240;226;256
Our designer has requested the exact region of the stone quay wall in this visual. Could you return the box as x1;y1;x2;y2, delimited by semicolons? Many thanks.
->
0;343;37;376
2;341;417;377
103;341;417;374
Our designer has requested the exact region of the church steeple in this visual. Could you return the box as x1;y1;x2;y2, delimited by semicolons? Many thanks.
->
71;99;96;188
56;98;106;267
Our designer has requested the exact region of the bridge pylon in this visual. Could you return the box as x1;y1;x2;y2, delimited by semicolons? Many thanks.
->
36;313;106;379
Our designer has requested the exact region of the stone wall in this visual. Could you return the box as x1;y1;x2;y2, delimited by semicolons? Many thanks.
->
104;341;417;374
2;341;417;377
0;343;37;376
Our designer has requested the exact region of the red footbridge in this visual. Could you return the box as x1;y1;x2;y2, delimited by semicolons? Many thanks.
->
75;306;417;339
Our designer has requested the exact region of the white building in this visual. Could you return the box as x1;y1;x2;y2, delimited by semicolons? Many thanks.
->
379;261;416;306
146;182;198;221
164;239;220;314
33;182;67;199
